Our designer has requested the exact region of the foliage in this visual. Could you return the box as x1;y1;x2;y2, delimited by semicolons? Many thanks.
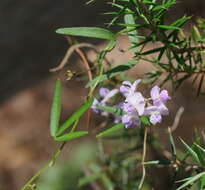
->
20;0;205;190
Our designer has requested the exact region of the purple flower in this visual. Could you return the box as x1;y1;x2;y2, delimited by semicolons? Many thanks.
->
150;85;170;106
144;103;169;125
99;88;110;97
120;79;141;97
125;92;145;116
122;114;140;128
123;102;135;114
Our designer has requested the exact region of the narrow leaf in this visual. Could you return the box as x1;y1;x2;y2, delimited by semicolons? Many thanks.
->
78;173;101;187
55;131;88;142
50;79;62;137
97;123;124;138
57;98;93;136
56;27;116;40
176;172;205;190
180;138;200;164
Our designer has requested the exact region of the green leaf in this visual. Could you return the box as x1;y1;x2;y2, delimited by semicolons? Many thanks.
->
56;27;116;40
96;123;124;138
86;60;138;88
140;116;151;126
57;98;93;136
143;160;160;165
78;173;101;187
176;172;205;190
158;25;180;30
101;174;115;190
50;79;62;137
168;127;176;157
96;105;124;116
55;131;88;142
124;14;139;53
180;138;201;164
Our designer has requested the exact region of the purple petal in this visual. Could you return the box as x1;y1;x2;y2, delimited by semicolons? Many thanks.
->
126;92;145;116
151;85;160;100
99;88;110;97
122;81;132;87
123;102;135;114
158;103;169;115
131;79;141;92
92;99;101;114
120;85;130;95
122;115;133;128
144;106;158;115
150;113;162;125
160;90;170;102
102;89;119;103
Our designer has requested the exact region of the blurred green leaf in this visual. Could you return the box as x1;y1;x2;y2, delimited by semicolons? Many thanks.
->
96;123;124;138
176;172;205;190
168;127;176;158
143;160;160;165
96;105;124;116
101;174;115;190
55;131;88;142
56;27;116;40
50;79;62;137
140;116;151;126
158;25;180;30
180;138;201;164
78;173;101;187
124;14;139;53
57;98;93;136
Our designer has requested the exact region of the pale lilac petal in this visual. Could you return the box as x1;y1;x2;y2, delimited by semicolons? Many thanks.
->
158;103;169;115
120;85;130;95
99;88;110;97
122;115;133;128
126;92;145;116
122;81;132;87
123;102;135;114
131;79;141;92
102;89;119;103
151;85;160;100
144;106;158;115
160;90;170;102
150;113;162;125
92;99;101;114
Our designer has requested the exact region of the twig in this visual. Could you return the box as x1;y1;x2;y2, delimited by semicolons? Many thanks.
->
168;106;184;132
49;43;96;72
138;127;148;190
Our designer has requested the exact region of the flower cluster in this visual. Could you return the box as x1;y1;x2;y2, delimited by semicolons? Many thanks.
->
92;79;170;128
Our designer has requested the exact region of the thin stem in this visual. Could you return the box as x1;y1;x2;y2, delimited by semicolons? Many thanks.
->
138;127;148;190
20;142;66;190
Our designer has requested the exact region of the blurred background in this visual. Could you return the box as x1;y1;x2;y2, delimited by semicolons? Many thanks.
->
0;0;205;189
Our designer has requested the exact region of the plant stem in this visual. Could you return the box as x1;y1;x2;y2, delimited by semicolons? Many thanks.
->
138;127;148;190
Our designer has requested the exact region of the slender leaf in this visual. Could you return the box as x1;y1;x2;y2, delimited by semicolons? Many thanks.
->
57;98;93;136
96;105;124;116
168;127;176;157
97;123;124;138
56;27;116;40
176;172;205;190
50;79;62;137
78;173;101;187
180;138;200;164
55;131;88;142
